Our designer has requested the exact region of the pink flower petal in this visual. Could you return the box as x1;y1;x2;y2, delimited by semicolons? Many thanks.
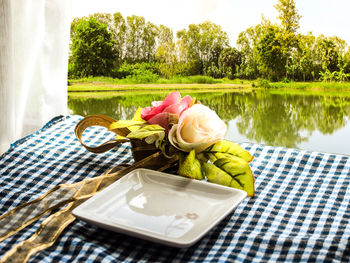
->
179;95;192;116
163;103;181;115
141;105;166;121
152;101;163;107
162;92;181;107
164;103;185;116
141;107;152;119
148;112;169;131
163;95;192;116
181;95;192;105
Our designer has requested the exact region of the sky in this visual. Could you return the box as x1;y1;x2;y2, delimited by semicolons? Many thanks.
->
71;0;350;47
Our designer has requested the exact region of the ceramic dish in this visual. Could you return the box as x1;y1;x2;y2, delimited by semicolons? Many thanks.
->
72;168;247;247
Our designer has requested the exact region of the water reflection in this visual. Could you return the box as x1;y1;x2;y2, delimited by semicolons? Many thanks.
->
68;90;350;154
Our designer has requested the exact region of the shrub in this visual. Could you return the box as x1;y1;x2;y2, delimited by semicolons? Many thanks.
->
116;62;160;79
204;62;221;79
69;17;117;78
188;75;221;84
281;77;291;83
112;62;160;83
125;70;159;83
256;78;271;88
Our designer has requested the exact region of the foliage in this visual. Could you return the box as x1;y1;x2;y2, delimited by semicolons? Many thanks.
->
177;143;254;196
275;0;301;34
112;12;127;65
219;47;243;79
69;17;117;78
236;24;264;79
155;25;178;78
125;71;159;83
116;62;159;78
186;75;221;84
125;15;159;63
69;4;350;83
257;26;286;81
114;62;160;83
177;21;229;75
274;0;301;79
204;62;221;78
255;78;271;88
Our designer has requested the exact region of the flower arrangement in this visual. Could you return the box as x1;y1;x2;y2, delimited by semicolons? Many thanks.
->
109;92;255;197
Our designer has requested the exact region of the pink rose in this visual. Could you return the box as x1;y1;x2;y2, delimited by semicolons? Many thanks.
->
168;104;227;153
141;92;192;131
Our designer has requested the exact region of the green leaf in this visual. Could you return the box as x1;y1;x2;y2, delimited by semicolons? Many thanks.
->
110;120;144;130
213;157;255;197
202;162;243;189
178;149;203;180
205;140;254;163
132;108;145;122
126;125;164;140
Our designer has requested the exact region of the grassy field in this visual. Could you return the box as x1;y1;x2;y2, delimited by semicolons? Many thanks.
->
68;83;252;92
68;76;350;93
268;81;350;90
68;76;252;92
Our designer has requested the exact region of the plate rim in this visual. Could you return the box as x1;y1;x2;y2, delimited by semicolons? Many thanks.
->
72;168;247;247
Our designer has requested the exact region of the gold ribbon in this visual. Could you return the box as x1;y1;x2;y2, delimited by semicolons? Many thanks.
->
0;115;178;263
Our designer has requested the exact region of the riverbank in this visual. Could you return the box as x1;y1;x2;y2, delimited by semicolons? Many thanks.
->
269;81;350;90
68;77;251;92
68;77;350;92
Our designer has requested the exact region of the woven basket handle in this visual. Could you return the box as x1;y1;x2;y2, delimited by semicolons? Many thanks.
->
75;115;128;154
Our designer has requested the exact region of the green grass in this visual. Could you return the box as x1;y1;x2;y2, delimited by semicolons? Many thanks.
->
68;76;251;85
68;84;251;92
68;76;350;93
269;88;350;97
68;77;252;92
268;81;350;90
68;88;252;98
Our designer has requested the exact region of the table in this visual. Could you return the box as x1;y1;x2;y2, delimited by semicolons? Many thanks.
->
0;115;349;262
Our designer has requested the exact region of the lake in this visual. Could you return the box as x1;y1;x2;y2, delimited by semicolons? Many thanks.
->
68;89;350;155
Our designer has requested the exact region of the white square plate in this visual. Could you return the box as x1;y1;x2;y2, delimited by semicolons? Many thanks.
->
72;168;247;247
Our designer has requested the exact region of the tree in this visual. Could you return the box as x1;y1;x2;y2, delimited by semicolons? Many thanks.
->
287;33;317;81
344;47;350;74
142;21;159;61
69;17;117;77
316;36;340;73
177;21;229;74
218;47;242;79
257;25;286;80
70;13;125;67
156;25;178;78
125;15;145;62
156;25;175;64
236;21;266;79
274;0;301;78
275;0;301;34
125;15;159;63
112;12;127;65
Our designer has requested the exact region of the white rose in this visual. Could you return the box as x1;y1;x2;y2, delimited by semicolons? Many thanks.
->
168;104;227;153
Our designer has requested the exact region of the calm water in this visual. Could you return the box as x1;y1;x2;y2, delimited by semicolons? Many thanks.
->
68;90;350;155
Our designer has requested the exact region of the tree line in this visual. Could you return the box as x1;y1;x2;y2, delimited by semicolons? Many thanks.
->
69;0;350;82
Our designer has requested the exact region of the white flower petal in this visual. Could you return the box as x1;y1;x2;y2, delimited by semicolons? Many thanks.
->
168;104;227;153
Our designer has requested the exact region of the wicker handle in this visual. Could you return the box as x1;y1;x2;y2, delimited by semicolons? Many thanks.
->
74;115;128;154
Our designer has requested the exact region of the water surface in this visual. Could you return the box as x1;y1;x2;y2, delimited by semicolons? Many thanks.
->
68;89;350;155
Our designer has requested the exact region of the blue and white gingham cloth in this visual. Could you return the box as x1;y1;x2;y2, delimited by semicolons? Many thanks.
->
0;115;349;262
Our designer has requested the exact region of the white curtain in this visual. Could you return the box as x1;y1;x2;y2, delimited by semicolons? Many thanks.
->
0;0;71;153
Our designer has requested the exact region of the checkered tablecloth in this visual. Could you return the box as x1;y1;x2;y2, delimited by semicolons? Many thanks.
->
0;115;349;262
